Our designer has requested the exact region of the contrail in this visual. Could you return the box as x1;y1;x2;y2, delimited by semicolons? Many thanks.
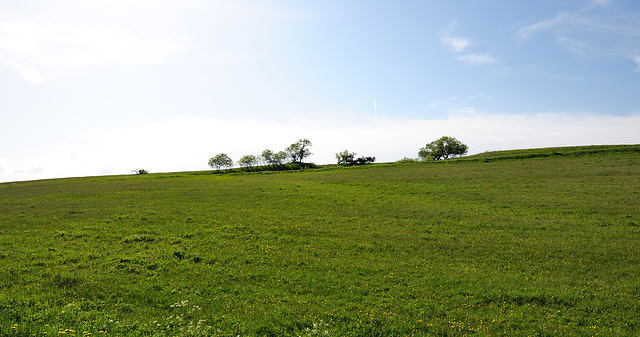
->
374;98;377;118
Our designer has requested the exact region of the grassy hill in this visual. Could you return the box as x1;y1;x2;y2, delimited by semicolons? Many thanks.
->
0;145;639;336
457;144;640;162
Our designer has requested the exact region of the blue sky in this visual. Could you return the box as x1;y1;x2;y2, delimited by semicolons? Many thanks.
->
1;0;639;182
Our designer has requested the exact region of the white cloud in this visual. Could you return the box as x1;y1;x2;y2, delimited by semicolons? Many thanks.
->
440;22;498;66
0;15;186;84
466;94;487;100
457;53;497;65
440;22;470;52
632;55;640;70
516;12;569;42
2;112;639;183
442;36;470;53
584;0;613;11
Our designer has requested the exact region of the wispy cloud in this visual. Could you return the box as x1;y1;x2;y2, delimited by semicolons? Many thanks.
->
440;21;497;66
457;53;496;66
584;0;613;11
444;36;470;53
515;12;570;42
0;14;186;84
440;22;470;52
633;55;640;71
515;3;640;67
466;94;487;100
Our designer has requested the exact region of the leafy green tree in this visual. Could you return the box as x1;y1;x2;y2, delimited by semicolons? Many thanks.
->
260;149;275;166
260;149;288;169
237;154;258;171
286;139;312;164
132;168;148;175
354;156;376;165
336;149;356;165
336;150;375;166
273;151;288;165
418;136;468;161
208;153;233;172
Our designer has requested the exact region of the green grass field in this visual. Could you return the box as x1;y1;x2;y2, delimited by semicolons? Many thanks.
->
1;145;639;336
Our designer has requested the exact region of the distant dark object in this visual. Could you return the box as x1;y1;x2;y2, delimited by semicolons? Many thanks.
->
419;136;468;161
354;156;376;165
132;168;148;175
336;149;375;166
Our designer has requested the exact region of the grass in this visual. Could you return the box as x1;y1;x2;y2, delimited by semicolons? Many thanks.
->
456;144;640;162
0;145;639;336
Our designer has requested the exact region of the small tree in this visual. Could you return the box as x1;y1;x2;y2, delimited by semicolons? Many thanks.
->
260;149;288;167
237;154;258;171
336;150;356;165
286;139;312;164
208;153;233;172
132;168;148;175
260;149;275;166
418;136;468;161
336;150;375;166
354;156;376;165
273;151;288;165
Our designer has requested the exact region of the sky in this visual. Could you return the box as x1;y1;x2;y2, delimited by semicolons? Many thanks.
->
1;0;639;183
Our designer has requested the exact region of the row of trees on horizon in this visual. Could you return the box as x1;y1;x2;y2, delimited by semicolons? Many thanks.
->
205;136;468;173
132;136;469;174
208;139;323;172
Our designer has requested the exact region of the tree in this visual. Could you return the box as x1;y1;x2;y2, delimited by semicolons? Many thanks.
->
336;149;356;165
237;154;258;171
260;149;275;166
285;139;312;164
418;136;468;161
354;156;376;165
208;153;233;172
132;168;148;175
259;149;288;169
273;151;288;165
336;150;375;166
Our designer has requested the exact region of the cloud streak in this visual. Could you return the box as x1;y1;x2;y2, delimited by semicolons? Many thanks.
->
633;55;640;70
584;0;613;11
516;4;640;65
457;53;496;65
440;22;470;52
440;21;497;66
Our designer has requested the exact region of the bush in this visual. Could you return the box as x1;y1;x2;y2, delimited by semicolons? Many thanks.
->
283;162;317;170
353;156;376;165
336;150;375;166
132;169;148;175
396;157;419;163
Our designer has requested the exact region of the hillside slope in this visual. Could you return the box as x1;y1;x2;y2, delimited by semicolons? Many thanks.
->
0;145;639;336
457;144;640;162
